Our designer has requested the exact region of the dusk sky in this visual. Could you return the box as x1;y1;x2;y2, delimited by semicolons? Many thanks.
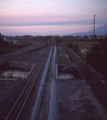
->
0;0;107;35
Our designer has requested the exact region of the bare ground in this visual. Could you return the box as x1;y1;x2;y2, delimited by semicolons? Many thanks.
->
55;45;107;120
0;41;48;119
0;44;107;120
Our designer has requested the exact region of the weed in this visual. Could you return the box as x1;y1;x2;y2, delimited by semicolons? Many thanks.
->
0;74;5;78
85;97;92;103
82;97;96;114
0;72;14;78
79;91;85;97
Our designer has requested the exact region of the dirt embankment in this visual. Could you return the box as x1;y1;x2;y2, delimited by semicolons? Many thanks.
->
0;41;48;66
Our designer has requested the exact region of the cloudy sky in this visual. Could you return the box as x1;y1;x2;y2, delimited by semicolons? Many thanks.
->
0;0;107;35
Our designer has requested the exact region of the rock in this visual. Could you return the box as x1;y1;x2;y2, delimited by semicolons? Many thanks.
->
9;61;33;71
58;64;75;72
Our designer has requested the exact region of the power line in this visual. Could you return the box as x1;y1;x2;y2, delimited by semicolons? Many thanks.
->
91;14;96;44
93;14;95;37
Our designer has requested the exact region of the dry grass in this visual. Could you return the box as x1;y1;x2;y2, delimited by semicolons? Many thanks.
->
79;90;96;119
57;46;72;64
79;91;85;97
72;42;98;49
75;51;86;62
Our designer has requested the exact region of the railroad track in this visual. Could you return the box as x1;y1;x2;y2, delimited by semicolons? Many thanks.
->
5;44;54;120
35;46;54;120
61;44;107;109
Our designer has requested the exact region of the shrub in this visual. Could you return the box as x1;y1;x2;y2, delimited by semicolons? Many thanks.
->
68;42;73;49
73;44;78;51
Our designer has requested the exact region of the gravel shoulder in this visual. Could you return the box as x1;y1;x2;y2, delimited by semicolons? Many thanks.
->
0;80;26;120
56;79;107;120
0;44;107;120
0;41;48;119
55;45;107;120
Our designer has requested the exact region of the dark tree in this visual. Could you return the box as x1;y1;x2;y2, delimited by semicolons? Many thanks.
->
74;44;78;51
68;42;73;49
86;37;107;79
0;33;5;48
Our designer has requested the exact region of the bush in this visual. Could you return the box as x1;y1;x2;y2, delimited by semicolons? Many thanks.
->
68;42;73;48
11;43;29;49
0;74;5;78
0;33;32;54
0;47;12;54
73;44;78;51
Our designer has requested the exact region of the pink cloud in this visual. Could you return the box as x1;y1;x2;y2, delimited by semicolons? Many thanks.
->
0;24;96;36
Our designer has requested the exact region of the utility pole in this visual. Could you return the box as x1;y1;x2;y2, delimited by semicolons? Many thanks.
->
93;15;95;37
105;31;107;37
93;14;95;44
91;14;96;44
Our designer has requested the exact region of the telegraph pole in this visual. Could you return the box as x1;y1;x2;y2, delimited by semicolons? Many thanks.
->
93;14;95;44
105;31;106;36
93;15;95;37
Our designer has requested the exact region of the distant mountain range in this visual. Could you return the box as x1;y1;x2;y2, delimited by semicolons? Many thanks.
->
72;23;107;36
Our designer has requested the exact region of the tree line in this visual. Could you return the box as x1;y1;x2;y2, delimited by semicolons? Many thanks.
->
0;33;31;54
0;33;13;54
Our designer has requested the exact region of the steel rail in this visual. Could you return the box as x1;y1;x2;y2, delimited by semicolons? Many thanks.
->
61;45;107;108
5;45;52;120
63;46;107;93
35;46;53;120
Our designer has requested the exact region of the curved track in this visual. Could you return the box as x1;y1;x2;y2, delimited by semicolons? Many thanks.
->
61;44;107;109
